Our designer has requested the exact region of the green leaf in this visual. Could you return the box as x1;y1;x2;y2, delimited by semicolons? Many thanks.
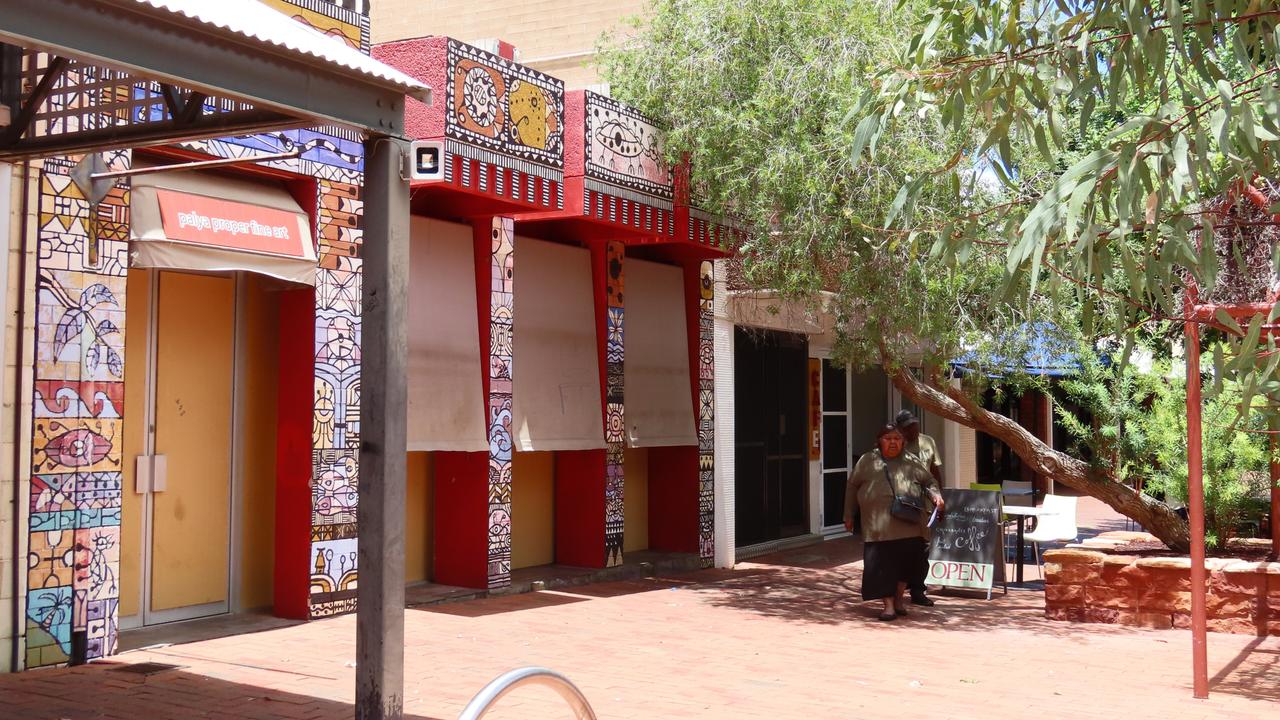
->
851;112;881;161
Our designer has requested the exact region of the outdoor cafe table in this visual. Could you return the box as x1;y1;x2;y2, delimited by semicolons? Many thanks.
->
1002;505;1059;583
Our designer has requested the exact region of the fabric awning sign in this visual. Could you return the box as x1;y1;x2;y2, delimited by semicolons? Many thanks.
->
407;217;488;452
624;258;697;447
512;237;606;451
130;167;317;285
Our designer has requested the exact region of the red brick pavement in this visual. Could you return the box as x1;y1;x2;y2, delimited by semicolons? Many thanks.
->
2;534;1277;719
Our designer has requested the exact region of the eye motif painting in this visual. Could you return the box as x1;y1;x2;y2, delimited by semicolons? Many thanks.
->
36;421;115;472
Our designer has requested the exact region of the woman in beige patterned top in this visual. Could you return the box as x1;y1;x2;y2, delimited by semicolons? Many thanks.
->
844;425;943;621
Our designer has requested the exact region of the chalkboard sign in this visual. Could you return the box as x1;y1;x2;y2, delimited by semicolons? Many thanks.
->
927;489;1005;595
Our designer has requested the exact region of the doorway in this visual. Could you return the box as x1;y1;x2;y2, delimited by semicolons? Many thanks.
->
120;269;236;626
734;328;809;546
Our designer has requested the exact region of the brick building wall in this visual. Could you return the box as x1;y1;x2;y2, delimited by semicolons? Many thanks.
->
369;0;647;88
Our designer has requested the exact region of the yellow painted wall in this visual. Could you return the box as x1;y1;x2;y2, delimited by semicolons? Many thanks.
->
406;452;434;583
119;270;150;619
511;451;555;569
237;274;280;610
623;448;649;552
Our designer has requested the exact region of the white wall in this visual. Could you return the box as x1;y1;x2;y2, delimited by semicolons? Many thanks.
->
0;162;15;670
712;262;735;568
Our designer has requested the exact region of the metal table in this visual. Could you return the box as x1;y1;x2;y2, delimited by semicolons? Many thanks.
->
1001;505;1059;583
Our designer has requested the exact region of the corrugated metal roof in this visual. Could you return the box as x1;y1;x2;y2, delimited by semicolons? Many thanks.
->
123;0;430;101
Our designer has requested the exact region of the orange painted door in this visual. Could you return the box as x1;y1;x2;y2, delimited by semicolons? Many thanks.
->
148;271;235;616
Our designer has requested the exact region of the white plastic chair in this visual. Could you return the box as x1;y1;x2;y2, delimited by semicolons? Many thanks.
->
1025;494;1079;579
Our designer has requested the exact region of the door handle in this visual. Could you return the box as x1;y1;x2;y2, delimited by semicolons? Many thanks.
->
135;455;151;494
153;454;168;492
134;454;168;493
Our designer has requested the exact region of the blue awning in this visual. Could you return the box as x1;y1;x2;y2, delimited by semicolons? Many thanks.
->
951;322;1080;377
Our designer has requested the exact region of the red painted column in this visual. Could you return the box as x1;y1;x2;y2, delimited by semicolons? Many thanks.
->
556;450;607;567
551;239;619;569
432;453;488;588
431;217;514;590
645;257;711;555
275;287;316;619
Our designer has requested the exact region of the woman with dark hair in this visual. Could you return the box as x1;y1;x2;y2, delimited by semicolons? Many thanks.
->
843;424;944;621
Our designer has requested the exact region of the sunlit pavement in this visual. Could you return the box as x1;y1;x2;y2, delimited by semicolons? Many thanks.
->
3;500;1277;719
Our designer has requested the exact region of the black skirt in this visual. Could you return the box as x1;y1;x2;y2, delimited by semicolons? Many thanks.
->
861;537;929;600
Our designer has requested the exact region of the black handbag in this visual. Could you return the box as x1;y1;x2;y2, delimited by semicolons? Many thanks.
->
883;459;925;524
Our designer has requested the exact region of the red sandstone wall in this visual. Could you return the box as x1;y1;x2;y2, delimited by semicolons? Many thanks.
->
1044;543;1280;636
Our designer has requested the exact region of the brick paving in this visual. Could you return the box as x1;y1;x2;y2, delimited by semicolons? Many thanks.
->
3;500;1278;719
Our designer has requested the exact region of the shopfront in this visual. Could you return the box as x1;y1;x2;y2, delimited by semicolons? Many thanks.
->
4;0;426;674
116;165;319;628
375;36;573;589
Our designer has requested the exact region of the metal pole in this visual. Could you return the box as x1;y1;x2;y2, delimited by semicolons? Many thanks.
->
1270;412;1280;560
356;135;409;720
1184;319;1209;699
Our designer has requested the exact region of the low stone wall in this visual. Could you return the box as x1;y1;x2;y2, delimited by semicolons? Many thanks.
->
1043;532;1280;635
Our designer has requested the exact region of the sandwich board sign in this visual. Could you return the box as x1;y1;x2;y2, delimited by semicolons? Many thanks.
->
927;489;1006;598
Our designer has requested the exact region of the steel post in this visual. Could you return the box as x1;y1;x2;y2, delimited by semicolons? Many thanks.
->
356;136;409;720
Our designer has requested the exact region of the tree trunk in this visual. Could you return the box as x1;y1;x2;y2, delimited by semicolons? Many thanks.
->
885;360;1192;552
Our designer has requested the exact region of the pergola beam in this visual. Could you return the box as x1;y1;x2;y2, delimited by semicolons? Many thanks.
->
0;54;67;146
0;108;304;161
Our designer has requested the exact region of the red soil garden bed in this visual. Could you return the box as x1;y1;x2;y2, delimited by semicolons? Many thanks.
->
1043;531;1280;635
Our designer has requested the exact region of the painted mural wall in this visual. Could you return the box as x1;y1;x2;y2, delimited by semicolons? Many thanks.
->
23;0;369;668
445;40;565;210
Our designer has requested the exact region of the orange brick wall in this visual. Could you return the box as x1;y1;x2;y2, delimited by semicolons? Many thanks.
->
1044;544;1280;636
369;0;648;88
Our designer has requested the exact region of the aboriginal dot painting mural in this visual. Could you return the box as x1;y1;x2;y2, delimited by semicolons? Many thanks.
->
23;0;368;668
604;241;626;567
487;217;516;588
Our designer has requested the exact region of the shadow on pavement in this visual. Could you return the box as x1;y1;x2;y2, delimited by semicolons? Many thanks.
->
0;663;447;720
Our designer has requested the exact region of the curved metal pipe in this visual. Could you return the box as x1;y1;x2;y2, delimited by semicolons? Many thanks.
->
458;667;598;720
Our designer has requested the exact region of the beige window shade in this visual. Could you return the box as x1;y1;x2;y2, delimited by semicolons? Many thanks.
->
407;217;488;452
130;167;317;285
625;258;697;447
512;237;605;451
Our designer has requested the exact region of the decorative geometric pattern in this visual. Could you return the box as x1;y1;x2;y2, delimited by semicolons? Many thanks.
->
604;242;626;566
308;176;364;617
445;142;564;210
26;151;129;669
688;208;742;251
697;261;716;567
23;0;369;665
584;91;672;201
486;217;515;588
445;40;565;177
582;185;675;236
260;0;370;52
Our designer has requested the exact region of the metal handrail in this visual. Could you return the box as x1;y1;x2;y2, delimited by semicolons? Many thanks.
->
457;666;598;720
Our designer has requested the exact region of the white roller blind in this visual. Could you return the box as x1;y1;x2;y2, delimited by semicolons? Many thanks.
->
625;258;697;447
406;217;488;452
512;238;605;451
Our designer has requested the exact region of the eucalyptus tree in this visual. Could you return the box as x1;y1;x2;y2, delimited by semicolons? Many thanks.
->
601;0;1280;550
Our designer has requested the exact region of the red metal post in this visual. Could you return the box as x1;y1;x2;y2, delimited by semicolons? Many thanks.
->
1271;415;1280;560
1184;319;1210;699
